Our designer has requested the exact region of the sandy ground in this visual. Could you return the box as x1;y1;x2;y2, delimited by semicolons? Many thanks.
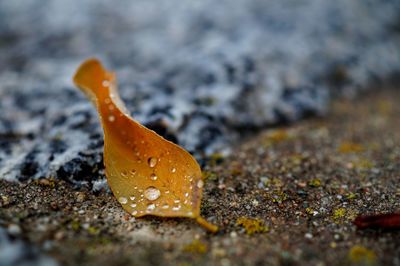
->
0;88;399;266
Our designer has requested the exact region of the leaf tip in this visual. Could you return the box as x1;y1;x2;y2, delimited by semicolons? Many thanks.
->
196;216;218;233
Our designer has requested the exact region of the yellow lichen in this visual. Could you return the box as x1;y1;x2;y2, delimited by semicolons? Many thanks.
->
308;178;321;187
236;217;268;235
270;191;288;203
346;192;357;200
87;226;99;235
209;153;225;165
289;154;304;166
352;158;374;169
230;167;243;176
377;100;392;115
346;208;359;221
36;178;56;188
338;142;364;153
305;208;315;216
263;129;290;146
332;207;358;222
332;208;346;222
263;177;284;188
348;245;377;265
268;130;289;143
202;171;218;181
183;239;207;254
71;220;81;231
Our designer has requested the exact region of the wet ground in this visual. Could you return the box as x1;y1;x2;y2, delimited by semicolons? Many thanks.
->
0;88;399;266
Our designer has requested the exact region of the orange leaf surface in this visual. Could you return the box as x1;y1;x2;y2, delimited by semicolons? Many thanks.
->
73;58;218;232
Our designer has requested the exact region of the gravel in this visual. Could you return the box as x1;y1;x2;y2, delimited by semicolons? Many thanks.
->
0;88;399;265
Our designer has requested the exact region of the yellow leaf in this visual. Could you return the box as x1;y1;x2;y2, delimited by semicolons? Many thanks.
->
73;59;217;232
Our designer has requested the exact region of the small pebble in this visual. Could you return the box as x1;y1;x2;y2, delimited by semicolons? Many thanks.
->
75;192;86;203
305;233;313;239
7;224;21;235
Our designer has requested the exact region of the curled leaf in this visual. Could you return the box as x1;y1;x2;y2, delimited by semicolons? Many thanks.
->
73;58;217;232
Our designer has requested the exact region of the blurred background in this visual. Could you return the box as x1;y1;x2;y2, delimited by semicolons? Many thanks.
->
0;0;399;190
0;0;399;191
0;1;399;265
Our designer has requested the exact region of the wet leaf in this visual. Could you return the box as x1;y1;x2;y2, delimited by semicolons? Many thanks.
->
73;58;217;232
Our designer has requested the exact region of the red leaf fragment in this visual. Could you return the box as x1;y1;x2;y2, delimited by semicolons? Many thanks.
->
353;213;400;230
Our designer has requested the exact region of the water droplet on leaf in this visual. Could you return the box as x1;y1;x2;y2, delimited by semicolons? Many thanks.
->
172;205;181;211
147;203;156;211
144;187;160;201
108;115;115;122
118;197;128;204
102;80;110;87
197;180;204;188
148;157;157;168
150;173;158;181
